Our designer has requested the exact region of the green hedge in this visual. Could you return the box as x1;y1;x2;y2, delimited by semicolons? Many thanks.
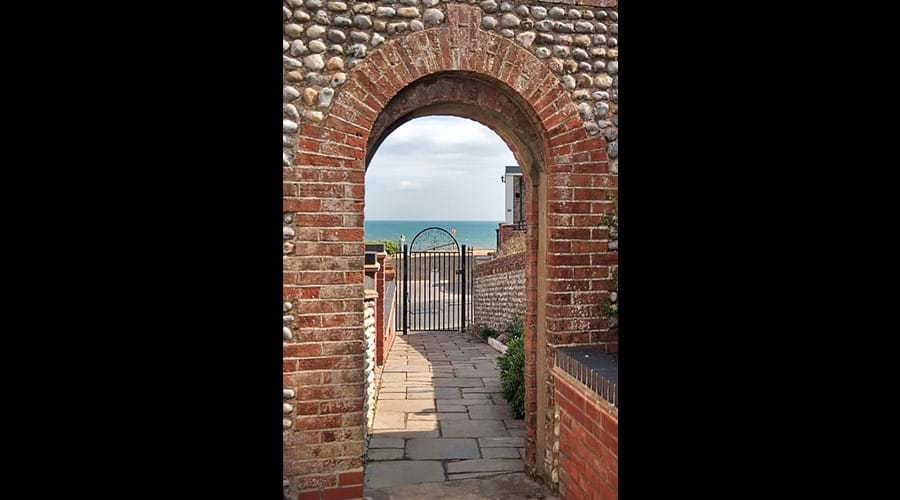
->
505;316;524;341
498;336;525;419
365;240;399;254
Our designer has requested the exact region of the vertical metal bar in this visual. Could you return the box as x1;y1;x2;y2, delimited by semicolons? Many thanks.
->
452;249;457;330
437;251;440;331
414;250;418;331
435;251;438;331
446;251;450;331
403;244;409;335
423;251;426;330
415;252;428;330
435;251;439;331
468;248;473;324
461;244;467;332
434;251;437;331
449;251;453;331
427;251;432;331
467;249;472;324
446;251;450;330
394;248;399;332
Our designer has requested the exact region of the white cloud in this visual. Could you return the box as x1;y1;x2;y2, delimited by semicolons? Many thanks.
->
386;116;501;146
394;180;423;191
366;116;517;220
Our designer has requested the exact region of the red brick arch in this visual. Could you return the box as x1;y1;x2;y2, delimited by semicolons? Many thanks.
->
284;4;617;497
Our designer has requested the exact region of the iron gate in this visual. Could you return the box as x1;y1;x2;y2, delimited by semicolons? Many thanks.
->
394;227;474;333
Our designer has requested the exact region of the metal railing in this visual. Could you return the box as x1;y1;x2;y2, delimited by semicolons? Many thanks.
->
556;347;618;408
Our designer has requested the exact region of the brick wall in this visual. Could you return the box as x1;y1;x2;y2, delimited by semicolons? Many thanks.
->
554;367;618;500
473;252;526;332
377;259;397;367
497;224;527;255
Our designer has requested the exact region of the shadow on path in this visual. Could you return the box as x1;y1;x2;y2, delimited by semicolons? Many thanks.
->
365;330;531;493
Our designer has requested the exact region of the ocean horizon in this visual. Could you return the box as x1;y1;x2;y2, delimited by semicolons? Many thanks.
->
365;220;502;250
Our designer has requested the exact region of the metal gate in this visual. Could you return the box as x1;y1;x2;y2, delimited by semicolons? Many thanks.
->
394;227;474;333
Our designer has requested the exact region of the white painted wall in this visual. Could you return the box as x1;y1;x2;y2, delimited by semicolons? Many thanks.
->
504;172;521;224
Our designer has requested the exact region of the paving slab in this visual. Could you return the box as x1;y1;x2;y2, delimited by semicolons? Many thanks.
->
369;438;405;449
462;387;502;394
369;448;405;461
453;369;500;378
364;472;559;500
447;472;512;480
410;387;460;399
436;399;495;407
478;437;525;448
405;392;436;399
440;420;509;438
481;447;521;459
377;399;437;413
379;386;409;393
373;411;405;429
446;459;524;474
383;365;434;373
468;405;514;420
405;438;480;460
371;429;441;439
407;412;472;421
435;404;467;412
433;378;484;388
405;420;439;431
365;460;446;489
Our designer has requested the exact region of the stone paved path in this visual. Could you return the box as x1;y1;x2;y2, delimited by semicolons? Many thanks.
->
365;330;526;490
366;472;558;500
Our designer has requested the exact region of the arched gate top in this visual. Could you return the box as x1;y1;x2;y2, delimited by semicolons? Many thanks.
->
409;227;460;253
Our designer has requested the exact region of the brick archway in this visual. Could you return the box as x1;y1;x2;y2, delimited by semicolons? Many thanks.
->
284;4;617;498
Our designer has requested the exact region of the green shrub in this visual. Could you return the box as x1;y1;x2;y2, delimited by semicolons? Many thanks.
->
497;336;525;418
382;240;399;254
505;315;524;341
365;240;399;254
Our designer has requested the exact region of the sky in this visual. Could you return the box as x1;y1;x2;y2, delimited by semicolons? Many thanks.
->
365;116;517;221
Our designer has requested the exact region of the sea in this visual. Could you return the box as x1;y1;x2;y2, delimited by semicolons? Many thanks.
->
365;220;501;250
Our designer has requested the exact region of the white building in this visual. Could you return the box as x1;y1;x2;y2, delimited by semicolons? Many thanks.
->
503;165;524;226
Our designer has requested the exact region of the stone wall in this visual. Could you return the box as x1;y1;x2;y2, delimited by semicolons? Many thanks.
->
554;367;618;499
473;252;526;332
364;295;377;430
